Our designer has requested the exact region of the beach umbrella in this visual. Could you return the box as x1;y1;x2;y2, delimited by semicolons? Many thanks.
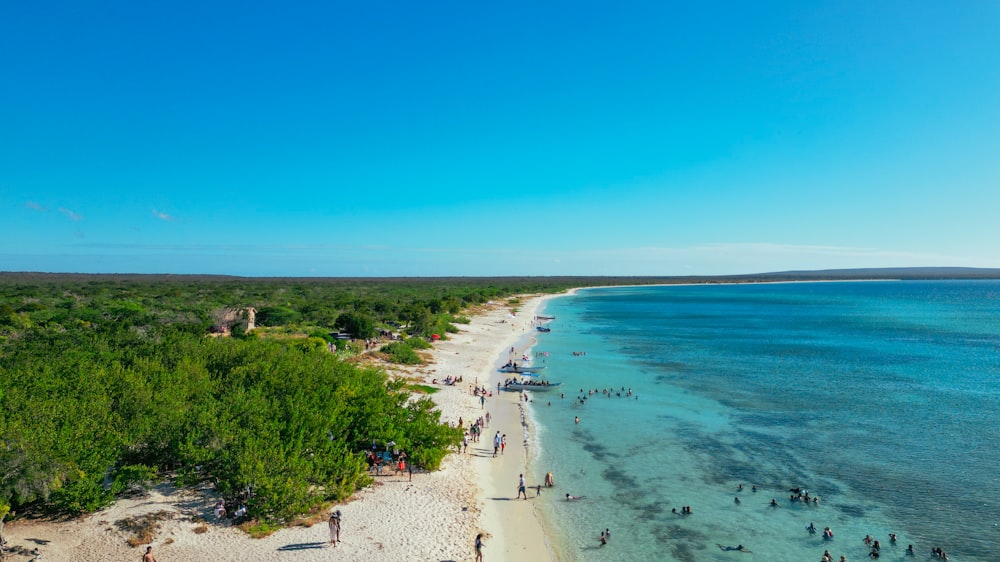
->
431;334;440;340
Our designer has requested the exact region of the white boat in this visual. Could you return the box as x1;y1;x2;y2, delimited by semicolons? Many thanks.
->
499;364;546;374
502;379;562;391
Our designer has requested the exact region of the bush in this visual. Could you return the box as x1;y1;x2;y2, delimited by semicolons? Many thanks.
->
405;384;439;394
405;337;432;350
110;464;158;495
335;312;377;339
380;342;422;364
256;306;301;326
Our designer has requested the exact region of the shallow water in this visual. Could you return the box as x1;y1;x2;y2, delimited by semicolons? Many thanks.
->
526;281;1000;562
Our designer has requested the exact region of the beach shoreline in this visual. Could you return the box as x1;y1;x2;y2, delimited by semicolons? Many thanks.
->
3;293;565;562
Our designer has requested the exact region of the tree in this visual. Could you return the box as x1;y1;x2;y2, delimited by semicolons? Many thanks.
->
336;312;377;339
256;306;301;326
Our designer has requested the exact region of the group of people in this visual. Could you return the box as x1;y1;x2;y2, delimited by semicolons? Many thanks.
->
571;386;638;406
788;486;821;505
599;528;611;546
501;377;554;388
365;446;412;480
733;483;953;560
491;431;507;457
461;413;490;453
212;498;247;521
474;385;492;408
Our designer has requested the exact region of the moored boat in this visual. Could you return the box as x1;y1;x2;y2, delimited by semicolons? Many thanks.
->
502;379;562;391
499;365;546;373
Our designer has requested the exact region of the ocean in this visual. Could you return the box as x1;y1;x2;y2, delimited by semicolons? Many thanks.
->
525;281;1000;562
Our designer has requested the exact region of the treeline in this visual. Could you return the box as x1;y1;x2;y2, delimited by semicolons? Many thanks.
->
0;275;632;530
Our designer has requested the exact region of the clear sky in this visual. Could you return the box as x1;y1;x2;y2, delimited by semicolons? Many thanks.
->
2;1;998;276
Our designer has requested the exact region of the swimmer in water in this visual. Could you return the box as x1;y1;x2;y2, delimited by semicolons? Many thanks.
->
716;544;750;552
807;522;817;534
565;494;585;501
906;544;915;556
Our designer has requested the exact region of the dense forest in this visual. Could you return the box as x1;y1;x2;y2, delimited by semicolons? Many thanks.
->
0;275;646;535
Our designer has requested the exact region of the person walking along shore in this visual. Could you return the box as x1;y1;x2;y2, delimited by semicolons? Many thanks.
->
517;474;528;499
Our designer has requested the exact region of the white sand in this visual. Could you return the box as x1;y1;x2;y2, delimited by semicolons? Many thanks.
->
4;294;560;562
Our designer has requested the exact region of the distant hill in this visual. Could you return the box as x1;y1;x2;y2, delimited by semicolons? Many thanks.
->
1;267;999;285
728;267;1000;282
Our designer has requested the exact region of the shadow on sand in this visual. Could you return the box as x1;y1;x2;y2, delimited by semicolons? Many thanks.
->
277;542;328;551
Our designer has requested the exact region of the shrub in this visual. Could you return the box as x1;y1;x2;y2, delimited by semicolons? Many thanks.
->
256;306;301;326
110;464;158;496
405;384;439;394
335;312;377;339
380;342;422;364
116;510;173;547
405;337;432;350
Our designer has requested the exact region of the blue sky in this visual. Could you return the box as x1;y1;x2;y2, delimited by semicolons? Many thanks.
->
2;1;998;276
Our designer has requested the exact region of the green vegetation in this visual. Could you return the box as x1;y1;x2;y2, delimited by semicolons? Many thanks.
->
380;341;423;364
405;384;439;395
335;311;377;339
2;274;650;527
405;336;432;350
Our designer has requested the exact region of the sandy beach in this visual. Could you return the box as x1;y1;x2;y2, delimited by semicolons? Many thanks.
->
4;294;559;562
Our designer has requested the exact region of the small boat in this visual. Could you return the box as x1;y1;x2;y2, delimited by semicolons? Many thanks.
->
499;365;546;374
502;379;562;391
536;326;551;332
536;315;555;320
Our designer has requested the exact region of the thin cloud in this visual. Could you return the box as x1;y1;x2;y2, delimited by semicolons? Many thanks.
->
58;207;83;221
152;209;177;222
26;201;47;211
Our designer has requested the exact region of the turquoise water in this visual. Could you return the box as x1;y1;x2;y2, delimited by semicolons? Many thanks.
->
526;281;1000;562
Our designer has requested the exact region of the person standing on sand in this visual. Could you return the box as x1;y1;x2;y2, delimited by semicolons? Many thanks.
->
500;434;506;455
142;546;157;562
475;532;485;562
517;474;528;499
328;510;341;546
